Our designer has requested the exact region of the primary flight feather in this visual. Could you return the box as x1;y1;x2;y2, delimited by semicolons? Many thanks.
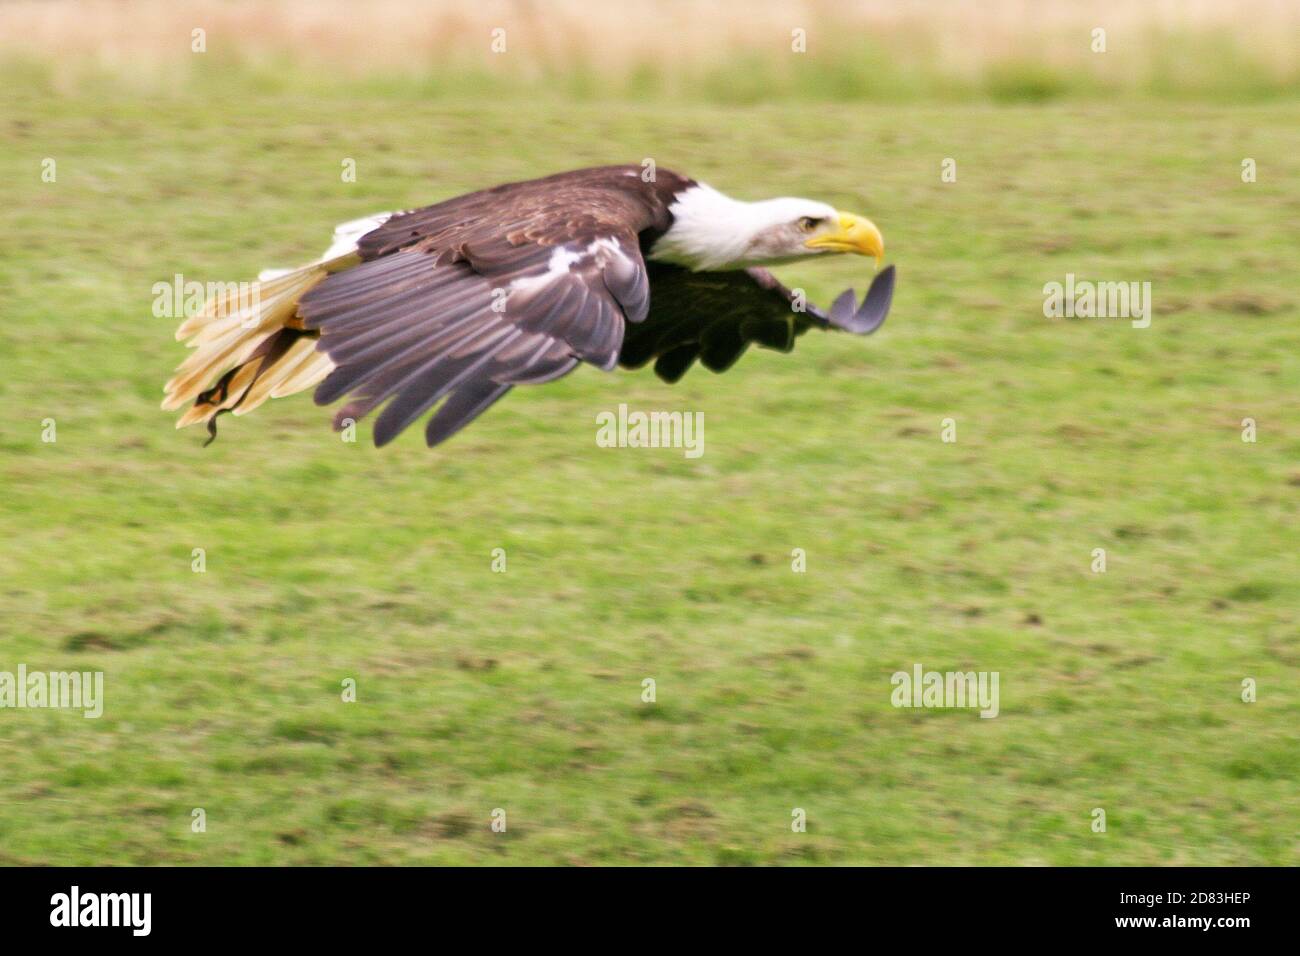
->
163;164;895;448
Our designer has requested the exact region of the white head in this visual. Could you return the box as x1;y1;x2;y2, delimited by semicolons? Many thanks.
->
648;183;884;272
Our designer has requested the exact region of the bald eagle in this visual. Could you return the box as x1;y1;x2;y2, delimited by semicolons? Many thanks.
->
163;165;894;448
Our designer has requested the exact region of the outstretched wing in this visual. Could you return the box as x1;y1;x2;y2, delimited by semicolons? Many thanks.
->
298;169;671;447
619;264;895;383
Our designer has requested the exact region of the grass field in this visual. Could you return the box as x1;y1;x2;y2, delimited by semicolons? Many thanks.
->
2;64;1298;864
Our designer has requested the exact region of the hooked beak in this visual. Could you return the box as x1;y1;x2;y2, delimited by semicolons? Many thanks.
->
805;212;884;266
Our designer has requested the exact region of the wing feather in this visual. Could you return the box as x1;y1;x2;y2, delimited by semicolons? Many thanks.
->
299;213;652;446
371;326;522;446
423;380;514;447
622;263;894;383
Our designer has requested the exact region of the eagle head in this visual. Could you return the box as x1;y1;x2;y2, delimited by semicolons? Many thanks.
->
649;184;884;272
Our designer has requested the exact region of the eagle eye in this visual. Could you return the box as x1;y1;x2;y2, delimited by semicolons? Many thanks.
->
798;216;822;232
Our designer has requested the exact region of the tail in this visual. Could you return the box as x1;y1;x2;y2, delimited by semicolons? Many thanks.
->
162;213;397;441
161;266;336;442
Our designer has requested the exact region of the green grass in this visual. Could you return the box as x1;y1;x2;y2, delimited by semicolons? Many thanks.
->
1;75;1298;865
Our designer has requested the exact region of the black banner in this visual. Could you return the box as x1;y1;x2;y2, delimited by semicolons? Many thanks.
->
0;866;1282;941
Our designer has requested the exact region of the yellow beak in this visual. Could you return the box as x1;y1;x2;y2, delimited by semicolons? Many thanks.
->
805;212;884;266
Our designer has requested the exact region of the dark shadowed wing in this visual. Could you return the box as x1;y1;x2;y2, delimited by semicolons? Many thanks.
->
297;167;682;447
619;263;895;383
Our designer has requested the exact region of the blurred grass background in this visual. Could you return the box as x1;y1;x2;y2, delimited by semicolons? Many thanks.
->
0;1;1297;865
2;0;1298;103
